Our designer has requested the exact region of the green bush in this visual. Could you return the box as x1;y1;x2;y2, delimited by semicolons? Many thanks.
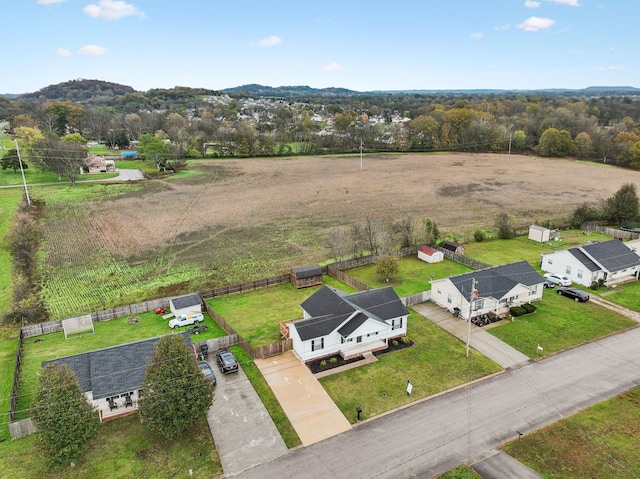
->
329;357;338;365
401;336;412;344
392;340;399;347
509;306;527;317
521;303;537;314
320;360;327;367
473;230;486;242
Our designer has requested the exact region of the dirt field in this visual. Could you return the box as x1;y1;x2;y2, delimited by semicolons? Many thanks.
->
39;153;640;318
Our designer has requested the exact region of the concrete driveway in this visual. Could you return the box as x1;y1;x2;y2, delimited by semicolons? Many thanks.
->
206;357;287;476
412;302;530;369
255;351;351;446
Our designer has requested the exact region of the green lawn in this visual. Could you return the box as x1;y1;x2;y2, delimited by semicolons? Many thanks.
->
488;289;637;358
14;311;226;420
0;328;19;440
0;414;221;479
319;309;502;423
231;346;301;448
505;387;640;479
345;257;473;297
597;280;640;311
0;190;23;314
462;231;613;267
207;276;356;347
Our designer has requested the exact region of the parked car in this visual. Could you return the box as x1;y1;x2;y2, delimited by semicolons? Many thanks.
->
557;287;590;302
543;273;572;286
216;350;239;374
543;280;556;289
155;307;167;314
168;313;204;329
198;360;217;385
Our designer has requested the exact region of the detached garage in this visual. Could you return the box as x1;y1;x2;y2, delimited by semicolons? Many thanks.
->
418;245;444;263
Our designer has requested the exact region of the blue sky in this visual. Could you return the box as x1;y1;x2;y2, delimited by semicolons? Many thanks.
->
4;0;638;94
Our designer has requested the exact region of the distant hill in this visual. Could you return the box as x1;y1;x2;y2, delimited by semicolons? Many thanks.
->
19;79;136;103
222;84;357;97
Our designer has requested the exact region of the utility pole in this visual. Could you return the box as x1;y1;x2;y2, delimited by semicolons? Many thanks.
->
360;139;363;171
465;278;477;358
508;132;512;155
15;140;31;206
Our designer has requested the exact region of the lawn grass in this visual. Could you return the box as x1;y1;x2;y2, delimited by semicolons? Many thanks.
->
0;327;20;440
14;311;226;420
597;280;640;311
319;309;502;423
504;387;640;479
0;190;23;314
207;276;356;347
0;414;221;479
488;288;637;358
462;231;613;267
437;465;481;478
345;257;474;297
231;346;301;448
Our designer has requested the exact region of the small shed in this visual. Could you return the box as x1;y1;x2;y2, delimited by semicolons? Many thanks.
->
441;241;464;255
290;265;323;289
169;293;203;318
528;225;551;243
418;245;444;263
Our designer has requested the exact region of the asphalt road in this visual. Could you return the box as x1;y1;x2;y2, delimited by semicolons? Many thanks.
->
236;327;640;479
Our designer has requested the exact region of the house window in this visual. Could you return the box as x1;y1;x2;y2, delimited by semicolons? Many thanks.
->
566;266;572;275
341;337;345;344
548;259;553;265
473;299;484;311
392;318;403;330
311;338;324;351
577;269;583;279
447;293;452;304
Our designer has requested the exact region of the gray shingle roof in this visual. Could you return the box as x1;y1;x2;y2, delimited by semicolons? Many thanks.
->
43;333;192;400
170;293;203;310
291;264;322;279
294;285;407;341
578;239;640;272
449;261;544;299
567;247;600;272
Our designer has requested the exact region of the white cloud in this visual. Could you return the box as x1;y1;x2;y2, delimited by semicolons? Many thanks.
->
548;0;580;6
494;24;511;30
524;1;540;8
37;0;65;4
56;48;72;57
83;0;144;20
256;35;283;48
322;62;342;73
470;32;484;40
518;17;555;31
79;44;108;55
598;65;624;71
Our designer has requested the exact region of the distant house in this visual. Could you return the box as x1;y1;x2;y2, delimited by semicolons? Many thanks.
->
169;293;203;319
528;225;551;243
290;264;323;289
430;261;545;320
42;333;193;421
286;285;409;362
541;239;640;287
417;245;444;264
441;241;464;255
83;155;115;173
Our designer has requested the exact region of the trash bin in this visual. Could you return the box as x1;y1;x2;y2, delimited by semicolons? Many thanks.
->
199;343;209;360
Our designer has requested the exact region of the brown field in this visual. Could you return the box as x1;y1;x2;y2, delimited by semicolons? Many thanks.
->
38;153;640;318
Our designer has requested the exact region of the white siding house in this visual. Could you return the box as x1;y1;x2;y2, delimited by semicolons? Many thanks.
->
541;239;640;287
430;261;545;320
287;286;408;362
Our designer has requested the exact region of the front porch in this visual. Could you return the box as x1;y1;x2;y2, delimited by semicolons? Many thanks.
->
339;338;387;360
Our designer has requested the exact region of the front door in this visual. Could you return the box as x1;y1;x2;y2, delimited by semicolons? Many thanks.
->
357;336;362;343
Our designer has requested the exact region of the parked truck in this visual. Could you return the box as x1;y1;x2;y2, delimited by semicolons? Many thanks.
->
168;313;204;329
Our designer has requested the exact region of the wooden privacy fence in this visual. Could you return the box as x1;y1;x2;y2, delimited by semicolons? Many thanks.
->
8;329;24;423
9;418;36;440
402;291;431;307
436;246;491;270
200;274;290;300
327;266;371;291
582;223;640;240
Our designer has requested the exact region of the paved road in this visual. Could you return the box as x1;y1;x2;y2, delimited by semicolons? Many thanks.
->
235;326;640;479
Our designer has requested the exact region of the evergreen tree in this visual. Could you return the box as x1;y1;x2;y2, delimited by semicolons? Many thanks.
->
33;363;99;466
138;334;214;439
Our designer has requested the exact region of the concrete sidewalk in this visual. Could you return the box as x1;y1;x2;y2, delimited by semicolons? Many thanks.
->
255;351;351;446
412;302;530;369
472;450;542;479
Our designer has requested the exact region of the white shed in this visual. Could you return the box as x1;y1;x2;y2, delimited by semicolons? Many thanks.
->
169;293;203;318
528;225;551;243
418;245;444;263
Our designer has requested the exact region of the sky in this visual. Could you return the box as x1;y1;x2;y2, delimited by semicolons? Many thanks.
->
3;0;639;94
